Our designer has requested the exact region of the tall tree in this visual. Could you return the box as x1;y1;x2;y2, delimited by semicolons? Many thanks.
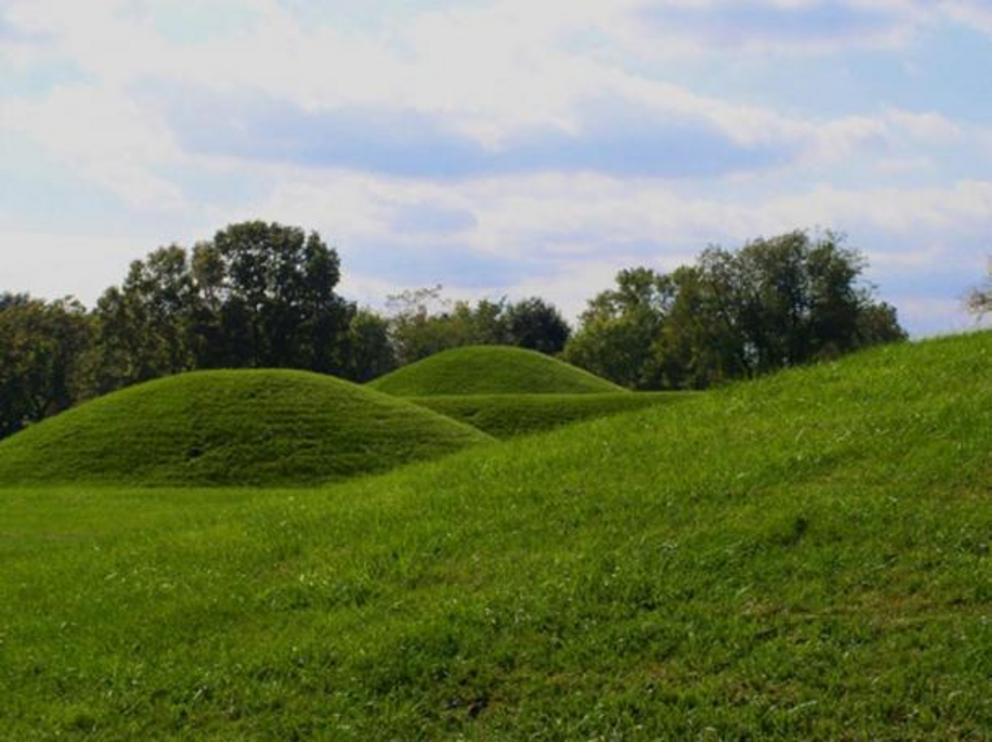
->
386;285;457;366
563;268;674;389
84;246;199;395
83;222;355;392
207;221;353;372
0;295;91;437
1;222;359;436
504;297;571;354
386;287;571;364
344;309;397;382
565;231;905;390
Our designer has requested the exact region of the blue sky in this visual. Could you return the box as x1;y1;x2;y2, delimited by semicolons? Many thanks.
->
2;0;991;335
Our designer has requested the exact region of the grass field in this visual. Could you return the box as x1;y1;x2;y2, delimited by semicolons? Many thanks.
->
368;345;624;396
410;391;684;438
0;369;490;487
2;332;992;737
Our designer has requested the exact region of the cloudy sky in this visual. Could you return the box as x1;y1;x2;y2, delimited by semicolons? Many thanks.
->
2;0;991;335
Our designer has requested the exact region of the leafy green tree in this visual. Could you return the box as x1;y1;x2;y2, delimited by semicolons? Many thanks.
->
386;287;571;364
0;295;91;437
504;297;571;354
344;309;397;382
83;222;355;394
854;301;906;346
563;268;674;389
698;231;905;370
451;298;509;346
386;285;457;366
652;264;747;388
207;221;352;372
84;246;199;395
566;231;905;390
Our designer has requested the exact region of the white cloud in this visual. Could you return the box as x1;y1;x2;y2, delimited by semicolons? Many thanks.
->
891;295;979;337
941;0;992;35
0;230;151;301
1;0;989;338
3;0;984;186
1;85;185;209
202;163;990;320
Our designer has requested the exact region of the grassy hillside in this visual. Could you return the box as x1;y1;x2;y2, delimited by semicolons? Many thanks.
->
368;345;623;396
3;332;992;737
0;369;490;487
412;391;684;438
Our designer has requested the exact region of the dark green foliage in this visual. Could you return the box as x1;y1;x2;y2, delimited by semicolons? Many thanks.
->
411;391;683;438
386;285;461;366
204;222;352;372
503;297;571;354
344;309;397;383
0;369;489;486
84;223;354;396
82;246;199;395
0;294;91;437
369;345;623;396
565;231;907;389
387;287;571;364
0;225;907;442
562;267;673;389
2;333;992;737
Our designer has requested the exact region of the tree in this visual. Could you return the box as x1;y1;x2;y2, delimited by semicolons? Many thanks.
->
0;221;377;437
708;231;905;368
451;298;509;346
344;309;396;382
386;287;572;364
968;260;992;317
207;221;352;372
81;222;355;395
386;285;457;366
563;268;674;389
83;246;199;395
653;264;747;388
504;297;571;354
565;231;905;390
0;295;91;437
854;301;906;346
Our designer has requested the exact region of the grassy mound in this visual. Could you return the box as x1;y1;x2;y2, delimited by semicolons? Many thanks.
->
0;369;490;486
412;392;685;438
368;345;623;396
5;333;992;737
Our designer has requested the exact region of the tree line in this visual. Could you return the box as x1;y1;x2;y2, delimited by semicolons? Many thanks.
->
563;230;907;389
1;221;907;438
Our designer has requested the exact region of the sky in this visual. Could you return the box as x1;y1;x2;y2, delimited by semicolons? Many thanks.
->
2;0;991;336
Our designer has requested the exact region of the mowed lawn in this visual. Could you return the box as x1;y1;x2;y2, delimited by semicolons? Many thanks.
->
0;369;490;487
3;332;992;738
409;391;685;438
368;344;624;396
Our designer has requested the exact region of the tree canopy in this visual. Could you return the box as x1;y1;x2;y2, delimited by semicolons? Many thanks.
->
564;231;906;389
0;294;91;438
0;224;909;438
386;287;571;366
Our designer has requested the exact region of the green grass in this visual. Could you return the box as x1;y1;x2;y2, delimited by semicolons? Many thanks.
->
410;391;685;438
0;369;491;487
368;345;624;396
3;332;992;738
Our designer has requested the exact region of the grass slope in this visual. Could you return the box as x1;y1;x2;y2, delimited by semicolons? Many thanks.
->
3;333;992;737
368;345;623;396
0;369;490;487
412;391;685;438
